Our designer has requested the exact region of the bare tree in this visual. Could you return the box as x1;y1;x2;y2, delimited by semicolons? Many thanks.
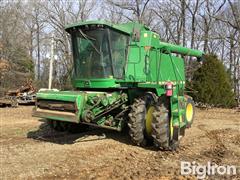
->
106;0;151;24
1;0;239;97
41;0;96;87
98;1;126;23
213;0;240;99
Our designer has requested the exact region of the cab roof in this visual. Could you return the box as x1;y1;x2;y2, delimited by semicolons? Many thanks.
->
65;20;149;35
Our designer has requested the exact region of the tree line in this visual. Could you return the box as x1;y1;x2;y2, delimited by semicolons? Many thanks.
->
0;0;239;103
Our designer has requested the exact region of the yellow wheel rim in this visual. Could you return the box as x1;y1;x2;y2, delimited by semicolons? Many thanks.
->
145;106;155;136
170;117;173;138
186;103;193;122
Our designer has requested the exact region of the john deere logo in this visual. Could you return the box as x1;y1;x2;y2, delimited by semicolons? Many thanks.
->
84;81;90;87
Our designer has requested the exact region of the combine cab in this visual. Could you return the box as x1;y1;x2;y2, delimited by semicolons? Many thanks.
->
33;20;203;150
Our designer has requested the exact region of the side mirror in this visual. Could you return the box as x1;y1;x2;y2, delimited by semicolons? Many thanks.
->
132;28;140;42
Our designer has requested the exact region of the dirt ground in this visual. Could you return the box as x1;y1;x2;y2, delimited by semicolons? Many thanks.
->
0;106;239;180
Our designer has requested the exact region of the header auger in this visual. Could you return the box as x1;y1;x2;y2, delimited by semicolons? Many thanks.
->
33;20;204;150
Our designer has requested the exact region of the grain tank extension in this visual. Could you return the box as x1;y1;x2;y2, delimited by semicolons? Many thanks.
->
32;21;204;150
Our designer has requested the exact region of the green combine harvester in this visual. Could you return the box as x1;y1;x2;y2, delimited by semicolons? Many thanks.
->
33;20;204;150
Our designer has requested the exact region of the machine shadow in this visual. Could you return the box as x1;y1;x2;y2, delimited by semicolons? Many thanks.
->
27;119;134;146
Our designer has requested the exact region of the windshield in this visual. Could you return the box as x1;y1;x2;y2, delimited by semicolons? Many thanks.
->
71;27;129;79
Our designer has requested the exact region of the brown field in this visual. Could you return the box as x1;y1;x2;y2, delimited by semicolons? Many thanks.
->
0;106;239;179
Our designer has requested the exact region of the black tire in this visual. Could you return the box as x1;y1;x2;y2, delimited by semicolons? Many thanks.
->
185;97;195;128
151;97;177;150
128;94;155;146
128;98;147;146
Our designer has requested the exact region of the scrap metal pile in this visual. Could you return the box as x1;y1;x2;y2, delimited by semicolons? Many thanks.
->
0;81;36;107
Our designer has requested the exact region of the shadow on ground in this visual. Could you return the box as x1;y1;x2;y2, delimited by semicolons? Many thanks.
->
27;119;133;146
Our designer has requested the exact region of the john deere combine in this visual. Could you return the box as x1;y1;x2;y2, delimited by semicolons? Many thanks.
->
33;20;203;150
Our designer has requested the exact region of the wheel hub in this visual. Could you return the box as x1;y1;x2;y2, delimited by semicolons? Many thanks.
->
186;103;193;122
145;106;155;136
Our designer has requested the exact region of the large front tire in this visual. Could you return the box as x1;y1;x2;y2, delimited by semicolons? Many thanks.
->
151;97;177;150
128;94;155;146
128;99;147;146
